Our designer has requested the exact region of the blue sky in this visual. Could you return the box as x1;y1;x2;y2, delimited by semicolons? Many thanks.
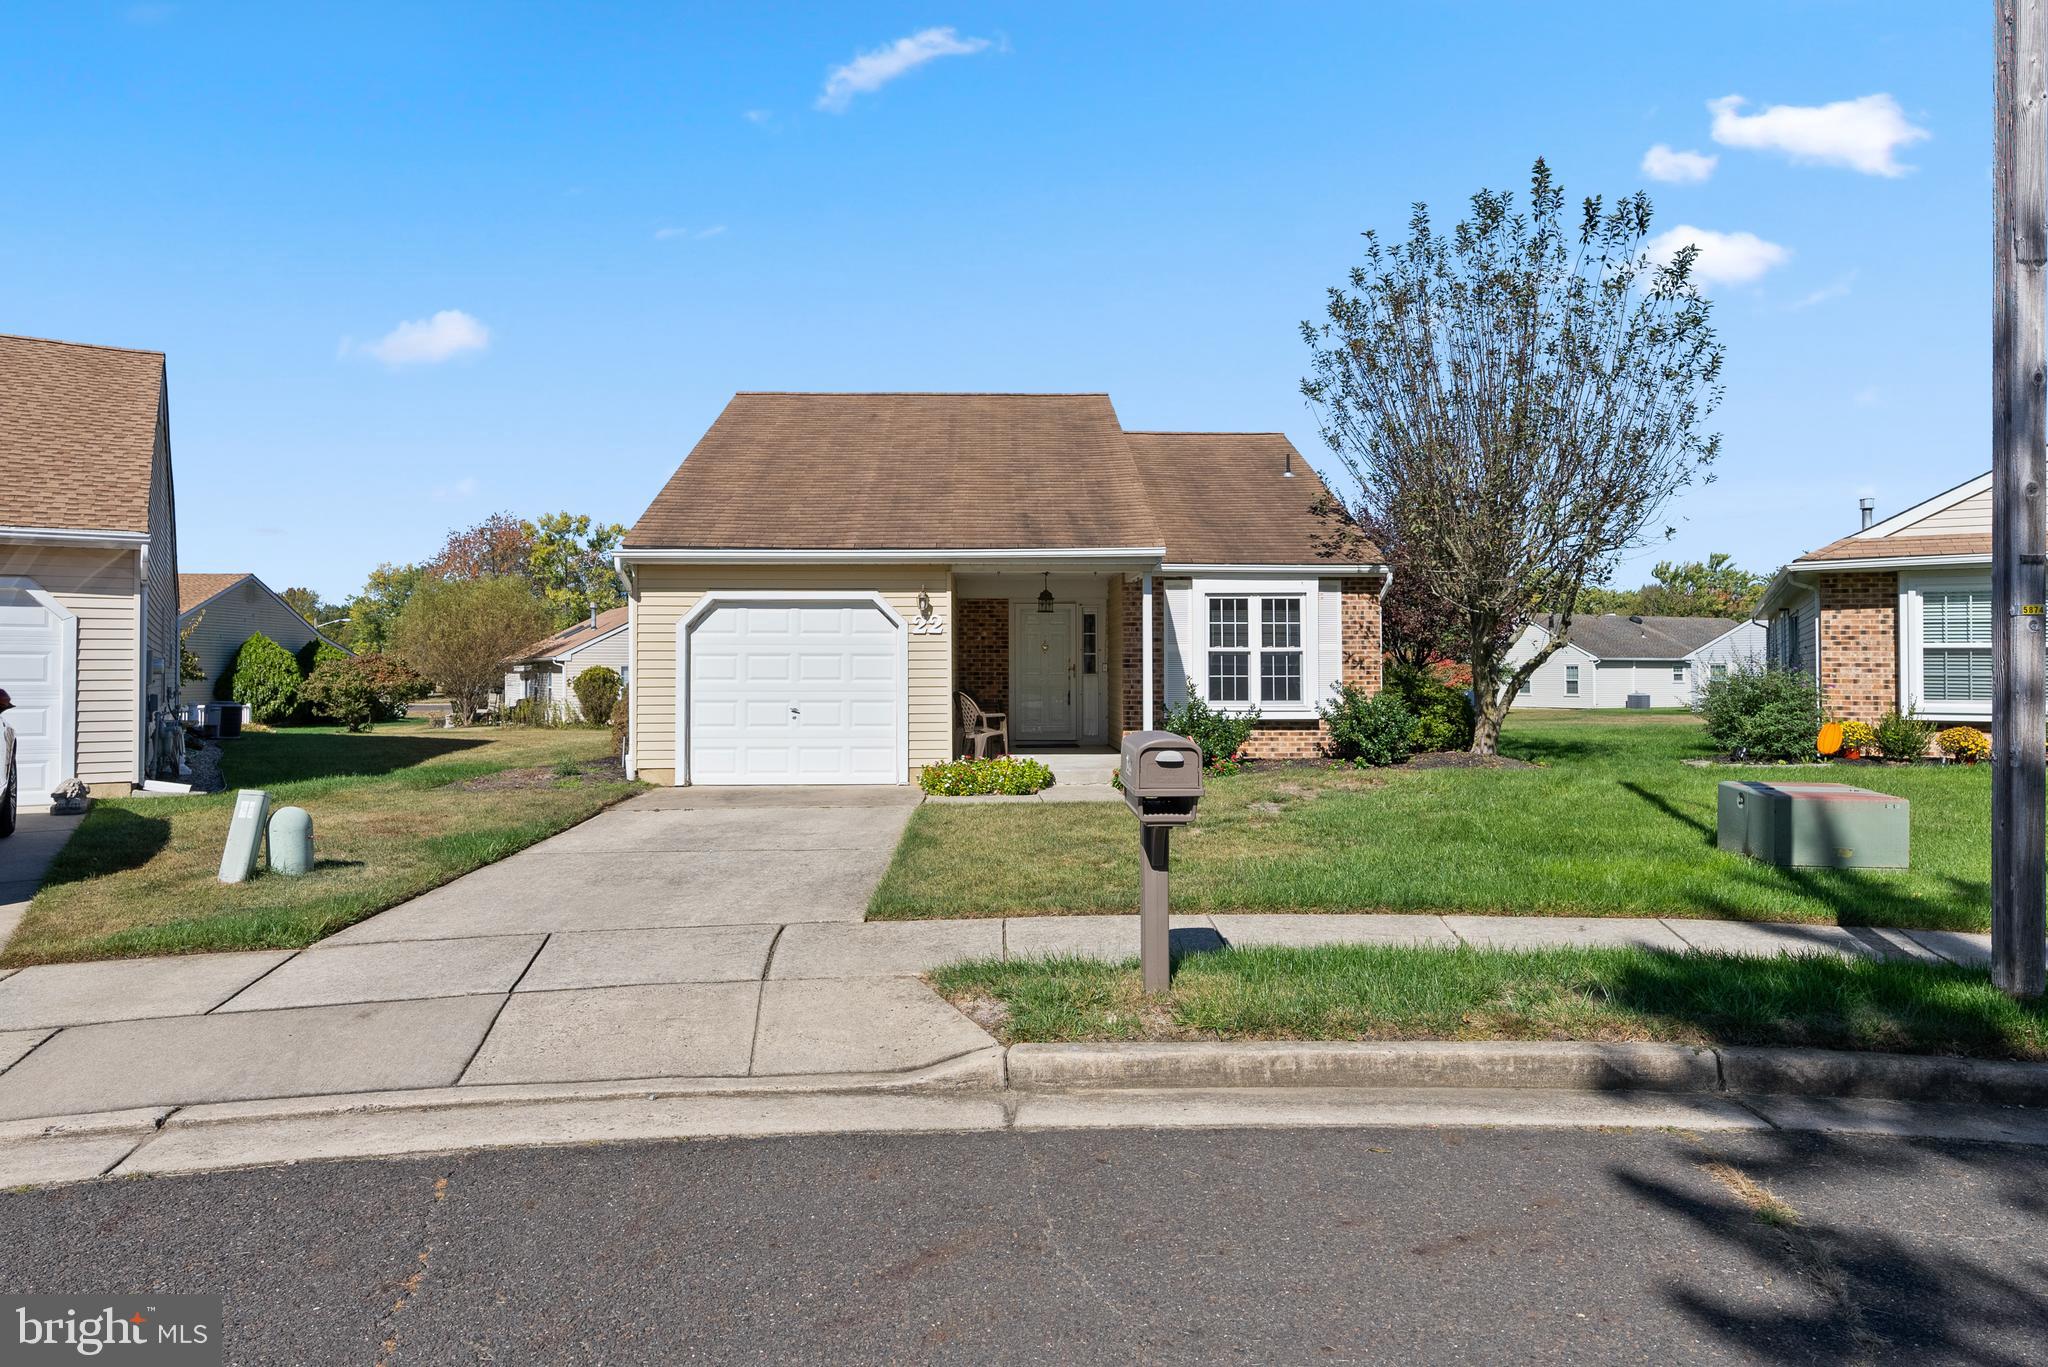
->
1;3;1985;600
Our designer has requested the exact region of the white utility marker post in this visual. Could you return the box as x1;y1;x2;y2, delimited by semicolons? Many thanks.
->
1141;573;1155;731
1994;0;2048;998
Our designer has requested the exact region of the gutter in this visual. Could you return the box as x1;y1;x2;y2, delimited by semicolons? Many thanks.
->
617;546;1169;566
0;526;150;552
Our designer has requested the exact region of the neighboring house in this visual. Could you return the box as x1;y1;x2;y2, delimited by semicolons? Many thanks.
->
616;392;1390;786
178;572;349;704
0;333;181;801
1504;614;1765;709
1757;472;1993;726
502;606;629;718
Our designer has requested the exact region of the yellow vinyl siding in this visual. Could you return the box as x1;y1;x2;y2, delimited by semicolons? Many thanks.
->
0;542;141;787
630;563;953;781
1895;487;1992;537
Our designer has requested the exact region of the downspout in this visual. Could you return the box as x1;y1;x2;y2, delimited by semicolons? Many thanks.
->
617;555;638;781
1141;572;1155;731
135;544;150;785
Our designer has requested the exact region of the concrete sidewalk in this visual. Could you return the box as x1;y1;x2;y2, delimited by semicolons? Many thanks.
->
0;780;2000;1169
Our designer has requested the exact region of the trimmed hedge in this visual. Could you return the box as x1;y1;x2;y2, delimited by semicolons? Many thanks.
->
918;756;1056;796
573;665;623;726
223;633;302;722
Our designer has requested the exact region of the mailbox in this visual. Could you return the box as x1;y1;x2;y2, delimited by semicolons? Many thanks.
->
1121;730;1204;826
1120;730;1205;992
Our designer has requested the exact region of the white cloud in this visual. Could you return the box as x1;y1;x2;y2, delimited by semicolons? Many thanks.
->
1641;144;1717;184
654;225;726;241
1708;93;1930;176
355;310;491;365
816;26;991;112
1644;225;1791;287
744;109;772;124
1790;272;1856;309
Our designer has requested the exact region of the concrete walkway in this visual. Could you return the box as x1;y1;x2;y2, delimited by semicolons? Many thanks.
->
0;807;83;953
0;782;1997;1139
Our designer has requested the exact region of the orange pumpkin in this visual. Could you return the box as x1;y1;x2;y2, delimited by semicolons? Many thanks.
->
1817;722;1844;756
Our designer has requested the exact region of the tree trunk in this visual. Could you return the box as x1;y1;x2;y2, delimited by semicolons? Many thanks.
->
1468;634;1506;756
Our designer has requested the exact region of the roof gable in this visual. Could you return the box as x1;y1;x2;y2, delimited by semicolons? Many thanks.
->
0;334;165;534
507;605;629;664
178;572;252;616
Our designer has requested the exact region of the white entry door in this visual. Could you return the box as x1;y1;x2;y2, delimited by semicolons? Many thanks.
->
688;601;901;784
1012;604;1077;742
0;583;74;803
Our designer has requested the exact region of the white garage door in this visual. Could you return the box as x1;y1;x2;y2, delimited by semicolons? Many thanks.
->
688;601;901;785
0;584;73;804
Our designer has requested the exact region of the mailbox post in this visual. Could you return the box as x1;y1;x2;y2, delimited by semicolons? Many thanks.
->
1120;731;1204;992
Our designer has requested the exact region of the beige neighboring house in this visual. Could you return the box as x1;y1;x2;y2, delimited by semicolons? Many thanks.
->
502;606;629;719
617;392;1391;786
0;333;182;801
178;572;348;704
1757;473;1992;726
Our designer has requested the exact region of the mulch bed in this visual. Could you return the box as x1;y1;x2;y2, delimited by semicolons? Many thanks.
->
458;757;627;792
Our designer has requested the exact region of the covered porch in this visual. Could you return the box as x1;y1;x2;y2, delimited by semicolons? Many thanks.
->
950;561;1168;760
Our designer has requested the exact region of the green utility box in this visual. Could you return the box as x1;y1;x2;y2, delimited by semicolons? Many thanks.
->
1716;781;1910;869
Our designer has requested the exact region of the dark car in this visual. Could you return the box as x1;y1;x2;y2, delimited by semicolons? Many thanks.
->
0;688;14;838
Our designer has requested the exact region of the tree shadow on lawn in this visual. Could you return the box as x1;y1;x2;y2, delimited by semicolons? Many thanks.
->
1619;780;1987;930
1608;1132;2048;1364
218;729;492;788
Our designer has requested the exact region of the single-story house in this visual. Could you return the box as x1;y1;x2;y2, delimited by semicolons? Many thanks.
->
1504;614;1765;709
1757;472;1992;726
502;606;629;718
615;392;1390;785
178;572;349;704
0;333;181;801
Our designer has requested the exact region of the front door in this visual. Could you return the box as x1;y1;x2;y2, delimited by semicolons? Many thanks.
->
1012;604;1077;742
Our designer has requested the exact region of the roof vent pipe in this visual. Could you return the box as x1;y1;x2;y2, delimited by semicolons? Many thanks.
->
1283;448;1294;478
1859;496;1875;530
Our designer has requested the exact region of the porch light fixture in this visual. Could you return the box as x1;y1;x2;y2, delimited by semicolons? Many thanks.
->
1037;573;1054;614
917;587;932;619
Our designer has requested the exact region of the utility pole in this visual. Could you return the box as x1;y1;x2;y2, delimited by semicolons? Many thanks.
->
1994;0;2048;998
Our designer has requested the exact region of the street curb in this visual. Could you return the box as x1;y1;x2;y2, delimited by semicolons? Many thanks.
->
1005;1041;2048;1106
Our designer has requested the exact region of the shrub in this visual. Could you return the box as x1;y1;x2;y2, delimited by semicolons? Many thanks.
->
1163;684;1260;770
1386;662;1474;752
391;577;553;725
1837;718;1879;754
1321;682;1414;766
610;684;630;759
918;756;1056;796
1695;661;1824;761
573;665;622;726
1936;726;1990;763
223;633;302;723
1873;710;1937;761
299;653;429;729
296;638;349;678
503;697;573;728
299;657;377;731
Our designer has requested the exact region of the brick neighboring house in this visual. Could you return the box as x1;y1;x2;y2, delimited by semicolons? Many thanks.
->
1757;472;1992;728
615;393;1391;785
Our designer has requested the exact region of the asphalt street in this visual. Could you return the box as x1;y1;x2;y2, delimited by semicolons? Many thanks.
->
6;1124;2047;1364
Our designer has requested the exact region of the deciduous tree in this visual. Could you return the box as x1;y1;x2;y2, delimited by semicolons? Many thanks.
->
524;511;626;626
391;577;551;725
1302;159;1725;754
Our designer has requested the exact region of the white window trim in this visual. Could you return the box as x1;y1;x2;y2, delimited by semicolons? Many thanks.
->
1899;570;1992;721
674;590;910;787
1564;663;1581;697
1190;577;1321;718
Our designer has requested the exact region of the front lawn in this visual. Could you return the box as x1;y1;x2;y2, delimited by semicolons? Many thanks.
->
932;943;2048;1059
872;711;1993;930
3;720;643;966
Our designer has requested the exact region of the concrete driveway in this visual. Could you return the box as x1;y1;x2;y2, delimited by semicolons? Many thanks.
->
0;808;83;953
325;784;922;943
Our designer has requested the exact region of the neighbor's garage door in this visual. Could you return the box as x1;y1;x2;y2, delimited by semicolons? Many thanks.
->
688;602;900;784
0;583;71;803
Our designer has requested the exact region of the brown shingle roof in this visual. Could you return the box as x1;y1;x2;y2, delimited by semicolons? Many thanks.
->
1536;613;1745;659
1125;432;1382;565
0;334;165;534
506;605;629;664
626;394;1384;566
1793;532;1991;564
178;572;252;615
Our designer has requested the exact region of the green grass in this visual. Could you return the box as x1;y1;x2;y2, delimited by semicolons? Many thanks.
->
873;710;1994;930
930;943;2048;1059
4;720;644;966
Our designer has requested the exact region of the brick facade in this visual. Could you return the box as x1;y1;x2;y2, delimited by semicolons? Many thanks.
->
1814;570;1899;724
1114;573;1388;759
955;599;1009;714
